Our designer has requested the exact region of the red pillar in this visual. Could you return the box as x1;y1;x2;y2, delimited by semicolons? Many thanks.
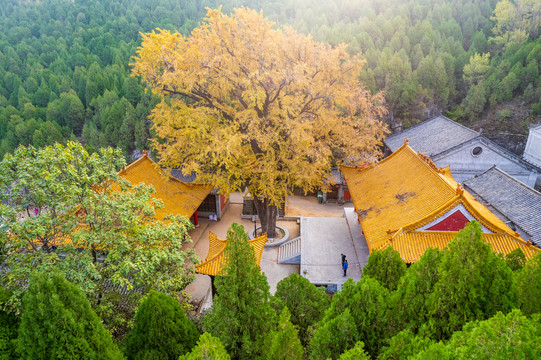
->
194;210;199;227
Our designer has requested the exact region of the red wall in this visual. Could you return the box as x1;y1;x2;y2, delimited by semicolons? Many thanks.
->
344;190;351;201
427;210;470;231
220;194;228;211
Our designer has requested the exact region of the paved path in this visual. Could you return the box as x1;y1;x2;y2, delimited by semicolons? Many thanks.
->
300;215;362;287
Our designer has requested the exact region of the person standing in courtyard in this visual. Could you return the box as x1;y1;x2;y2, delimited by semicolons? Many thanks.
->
343;259;348;277
341;253;346;265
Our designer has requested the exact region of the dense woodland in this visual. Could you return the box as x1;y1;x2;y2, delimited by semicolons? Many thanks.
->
0;0;540;159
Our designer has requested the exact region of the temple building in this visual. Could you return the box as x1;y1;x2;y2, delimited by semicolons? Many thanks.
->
464;166;541;248
384;115;541;188
118;152;213;224
341;141;540;263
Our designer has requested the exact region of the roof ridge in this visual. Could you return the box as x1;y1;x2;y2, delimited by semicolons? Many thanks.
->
386;115;478;140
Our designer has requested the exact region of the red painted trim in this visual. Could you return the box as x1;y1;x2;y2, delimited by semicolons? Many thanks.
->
194;210;199;227
427;210;470;231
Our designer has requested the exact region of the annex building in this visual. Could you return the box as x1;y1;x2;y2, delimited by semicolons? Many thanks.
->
118;152;213;223
464;166;541;248
341;141;540;263
383;115;541;188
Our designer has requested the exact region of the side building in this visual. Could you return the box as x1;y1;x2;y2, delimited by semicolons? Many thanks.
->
341;141;540;263
464;166;541;248
384;115;541;188
119;152;214;225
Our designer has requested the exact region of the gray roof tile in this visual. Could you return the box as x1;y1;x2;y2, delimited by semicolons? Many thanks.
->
384;115;479;156
464;167;541;247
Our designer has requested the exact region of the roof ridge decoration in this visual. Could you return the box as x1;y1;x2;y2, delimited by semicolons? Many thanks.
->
195;232;268;276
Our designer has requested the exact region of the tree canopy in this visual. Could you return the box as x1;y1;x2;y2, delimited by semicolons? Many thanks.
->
17;272;122;360
132;7;387;236
0;142;196;338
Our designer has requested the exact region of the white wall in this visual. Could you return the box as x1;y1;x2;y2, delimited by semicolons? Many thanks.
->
433;139;538;187
524;126;541;168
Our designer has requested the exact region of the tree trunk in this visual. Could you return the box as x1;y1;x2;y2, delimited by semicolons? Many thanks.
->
253;197;277;238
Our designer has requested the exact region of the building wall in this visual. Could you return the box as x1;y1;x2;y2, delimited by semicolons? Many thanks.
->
524;126;541;168
433;139;538;187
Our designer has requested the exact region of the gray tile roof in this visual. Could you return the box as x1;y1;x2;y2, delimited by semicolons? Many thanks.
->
463;167;541;247
384;115;479;156
168;169;197;183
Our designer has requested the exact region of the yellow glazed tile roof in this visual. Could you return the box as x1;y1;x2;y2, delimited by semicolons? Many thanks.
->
118;154;213;219
196;232;268;276
385;231;539;263
341;142;540;263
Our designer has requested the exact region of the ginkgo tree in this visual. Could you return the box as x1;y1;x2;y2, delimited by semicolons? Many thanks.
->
132;7;388;236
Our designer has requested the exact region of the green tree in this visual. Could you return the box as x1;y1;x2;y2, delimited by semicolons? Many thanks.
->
18;272;122;360
203;223;276;360
505;248;526;271
338;341;370;360
516;252;541;316
362;246;407;291
266;307;303;360
319;277;390;358
310;308;360;360
179;333;231;360
273;273;330;346
0;288;19;360
389;248;442;336
0;142;196;338
126;290;199;360
427;221;517;340
378;330;434;360
416;310;541;359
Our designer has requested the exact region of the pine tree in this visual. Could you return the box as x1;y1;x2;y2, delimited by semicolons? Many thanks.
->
126;290;199;360
203;223;276;360
17;272;122;360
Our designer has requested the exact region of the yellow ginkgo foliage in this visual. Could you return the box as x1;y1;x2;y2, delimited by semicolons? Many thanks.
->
132;7;388;236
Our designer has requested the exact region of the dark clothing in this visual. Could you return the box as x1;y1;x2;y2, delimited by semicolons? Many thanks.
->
343;261;348;276
341;254;346;264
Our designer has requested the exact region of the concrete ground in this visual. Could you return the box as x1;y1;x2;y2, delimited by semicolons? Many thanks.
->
300;215;362;288
183;193;367;309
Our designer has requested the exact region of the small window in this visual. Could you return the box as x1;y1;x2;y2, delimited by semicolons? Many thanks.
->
472;146;483;156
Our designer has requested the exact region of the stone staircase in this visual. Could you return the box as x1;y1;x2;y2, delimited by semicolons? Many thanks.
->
277;236;302;264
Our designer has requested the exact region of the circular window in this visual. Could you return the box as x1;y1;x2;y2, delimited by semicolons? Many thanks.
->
472;146;483;156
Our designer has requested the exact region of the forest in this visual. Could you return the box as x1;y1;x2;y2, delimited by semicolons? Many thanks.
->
0;0;540;159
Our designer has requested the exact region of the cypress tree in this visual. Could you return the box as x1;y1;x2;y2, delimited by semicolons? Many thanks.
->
179;333;230;360
0;288;19;360
266;307;303;360
427;221;517;340
274;273;330;347
309;308;360;360
204;223;276;360
362;246;407;291
18;272;122;360
126;290;199;360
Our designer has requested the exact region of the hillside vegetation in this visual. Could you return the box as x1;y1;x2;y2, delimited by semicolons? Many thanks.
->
0;0;540;158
